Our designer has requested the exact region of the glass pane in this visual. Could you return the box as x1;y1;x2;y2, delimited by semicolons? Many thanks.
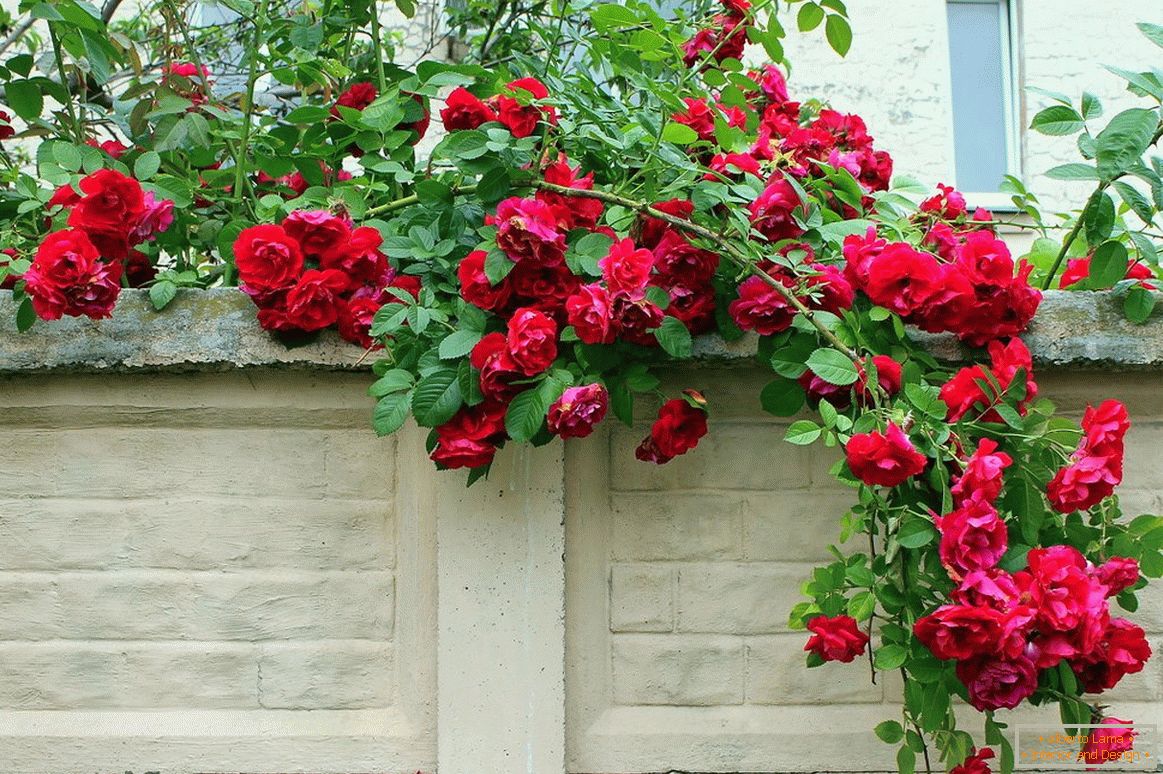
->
947;1;1010;192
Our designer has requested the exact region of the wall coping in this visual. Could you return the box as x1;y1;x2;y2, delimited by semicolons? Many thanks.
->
0;288;1160;373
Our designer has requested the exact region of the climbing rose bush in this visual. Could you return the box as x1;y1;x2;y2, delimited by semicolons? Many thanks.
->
2;2;1162;773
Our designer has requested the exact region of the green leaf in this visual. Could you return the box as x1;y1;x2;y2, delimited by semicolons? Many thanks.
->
6;79;42;121
148;280;177;310
1089;240;1129;289
289;21;323;50
805;348;859;386
1112;180;1155;223
435;129;491;160
654;316;692;358
15;296;36;332
846;591;875;621
134;151;161;181
1081;92;1103;120
797;2;825;31
372;390;413;436
875;720;905;745
1124;285;1157;324
1030;105;1084;136
589;3;639;31
1137;22;1163;48
1044;163;1100;181
1083;191;1116;244
1095;108;1159;180
660;123;699;145
483;249;515;284
904;383;947;420
285;105;331;124
505;387;548;442
411;369;462;427
438;329;484;359
824;15;852;56
897;744;916;774
875;644;908;671
368;369;415;397
760;378;805;417
897;518;937;549
785;420;822;445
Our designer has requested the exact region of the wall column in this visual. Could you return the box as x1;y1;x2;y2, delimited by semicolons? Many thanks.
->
435;443;567;774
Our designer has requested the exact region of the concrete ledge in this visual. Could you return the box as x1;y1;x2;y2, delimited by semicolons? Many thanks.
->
0;289;1161;373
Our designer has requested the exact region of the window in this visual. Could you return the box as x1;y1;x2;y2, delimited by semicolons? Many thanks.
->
946;0;1021;202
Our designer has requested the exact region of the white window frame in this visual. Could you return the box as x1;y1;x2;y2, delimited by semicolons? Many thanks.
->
947;0;1023;211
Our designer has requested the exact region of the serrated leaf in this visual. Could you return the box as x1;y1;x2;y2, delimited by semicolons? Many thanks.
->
897;518;936;549
824;15;851;56
1030;105;1084;136
805;348;859;386
654;316;692;358
368;369;415;397
505;387;548;442
661;123;699;145
1090;240;1129;289
797;2;824;31
785;420;821;445
1138;22;1163;49
847;590;875;621
875;644;908;671
1112;180;1155;223
438;329;484;359
148;280;177;310
760;378;805;417
1095;108;1159;180
1124;284;1157;324
411;369;462;427
372;390;412;436
1044;163;1100;181
134;151;161;181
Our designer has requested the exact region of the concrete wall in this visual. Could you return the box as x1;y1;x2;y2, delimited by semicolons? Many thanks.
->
0;291;1161;773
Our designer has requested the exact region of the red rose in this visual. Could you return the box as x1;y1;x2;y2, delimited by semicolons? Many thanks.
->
1082;399;1129;457
706;152;762;181
536;156;604;230
1026;546;1109;652
458;250;512;312
955;654;1038;711
803;615;869;663
600;238;654;294
950;748;995;774
864;355;902;400
936;497;1008;577
471;332;524;402
440;86;498;131
747;64;789;104
233;224;305;294
85;138;128;159
748;177;805;242
23;229;121;320
1047;455;1122;513
635;397;708;463
728;273;796;335
841;226;885;289
566;283;615;344
0;247;20;290
672;97;718;142
863;243;942;316
338;296;382;348
637;200;694;249
67;169;146;256
1079;718;1137;765
1070;619;1151;693
919;183;968;219
914;604;1006;660
806;263;854;314
651;230;719;286
430;401;508;470
940;339;1037;423
492;77;553;138
388;273;422;300
547;384;609;439
664;281;717;335
611;292;664;347
845;422;927;487
508;261;579;318
951;438;1012;505
283;209;352;265
124;249;157;288
492;196;566;266
260;268;348;333
129;191;175;245
506;307;558;376
1095;557;1140;598
47;184;81;210
0;110;14;140
331;81;378;118
324;226;388;289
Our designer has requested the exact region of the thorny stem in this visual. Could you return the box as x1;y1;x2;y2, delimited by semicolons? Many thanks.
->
865;525;877;686
365;183;478;216
1040;187;1102;291
534;180;864;364
368;0;388;94
233;0;270;214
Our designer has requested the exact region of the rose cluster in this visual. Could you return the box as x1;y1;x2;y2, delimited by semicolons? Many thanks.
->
23;169;173;320
440;76;557;139
682;0;752;68
232;210;419;346
434;154;712;468
1048;399;1129;513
